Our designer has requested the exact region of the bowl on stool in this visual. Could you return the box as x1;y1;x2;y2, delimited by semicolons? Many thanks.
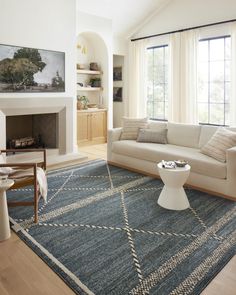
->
174;160;188;167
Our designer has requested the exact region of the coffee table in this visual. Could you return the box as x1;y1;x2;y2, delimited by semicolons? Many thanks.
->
157;162;191;210
0;179;14;241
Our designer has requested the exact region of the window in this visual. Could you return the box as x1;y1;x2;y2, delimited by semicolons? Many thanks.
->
147;45;169;120
197;36;231;126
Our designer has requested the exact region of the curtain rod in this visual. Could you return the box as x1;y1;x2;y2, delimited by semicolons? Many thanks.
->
131;18;236;42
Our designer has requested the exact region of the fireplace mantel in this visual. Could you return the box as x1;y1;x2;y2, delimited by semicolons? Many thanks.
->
0;97;76;155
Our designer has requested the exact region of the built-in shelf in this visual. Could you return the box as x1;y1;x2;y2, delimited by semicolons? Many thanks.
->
77;86;102;91
77;69;102;75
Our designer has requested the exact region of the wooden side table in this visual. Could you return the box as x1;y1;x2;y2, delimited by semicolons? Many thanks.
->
0;179;14;241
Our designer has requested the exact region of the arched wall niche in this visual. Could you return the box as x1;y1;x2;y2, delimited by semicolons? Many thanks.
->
76;31;110;113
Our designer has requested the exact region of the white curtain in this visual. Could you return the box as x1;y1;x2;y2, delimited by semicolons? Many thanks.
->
169;30;199;124
169;32;181;122
230;23;236;126
128;39;149;118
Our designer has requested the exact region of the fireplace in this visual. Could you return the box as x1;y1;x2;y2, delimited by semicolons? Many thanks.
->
6;113;58;149
0;97;76;155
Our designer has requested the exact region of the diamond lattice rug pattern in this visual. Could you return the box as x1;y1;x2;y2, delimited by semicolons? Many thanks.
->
8;159;236;295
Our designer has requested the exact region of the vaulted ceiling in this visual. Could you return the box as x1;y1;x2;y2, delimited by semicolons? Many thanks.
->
77;0;172;37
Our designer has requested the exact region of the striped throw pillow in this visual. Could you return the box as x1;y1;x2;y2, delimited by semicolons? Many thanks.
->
201;128;236;162
137;128;168;144
120;117;148;140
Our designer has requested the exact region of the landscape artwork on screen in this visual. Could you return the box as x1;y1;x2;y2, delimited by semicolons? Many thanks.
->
0;44;65;92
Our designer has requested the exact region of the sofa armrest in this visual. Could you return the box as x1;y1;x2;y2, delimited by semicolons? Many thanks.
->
226;146;236;196
107;128;122;161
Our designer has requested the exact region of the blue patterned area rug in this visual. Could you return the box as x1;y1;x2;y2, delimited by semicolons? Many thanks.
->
8;159;236;295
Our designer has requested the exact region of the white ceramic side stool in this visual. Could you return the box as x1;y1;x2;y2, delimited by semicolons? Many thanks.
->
0;179;14;241
157;162;191;210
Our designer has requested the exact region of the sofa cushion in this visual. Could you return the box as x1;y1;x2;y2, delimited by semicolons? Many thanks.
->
112;141;226;179
201;128;236;162
137;129;167;144
148;120;167;131
120;117;148;140
167;122;201;148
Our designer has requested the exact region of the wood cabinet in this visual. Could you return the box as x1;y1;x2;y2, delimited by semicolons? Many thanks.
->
77;109;107;145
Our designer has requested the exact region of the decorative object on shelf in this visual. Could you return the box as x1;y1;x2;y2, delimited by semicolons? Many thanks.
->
113;87;122;102
174;160;188;167
113;66;122;81
77;82;83;87
87;104;97;108
0;44;65;93
89;77;101;87
77;64;85;70
77;43;87;55
90;62;99;71
77;95;89;110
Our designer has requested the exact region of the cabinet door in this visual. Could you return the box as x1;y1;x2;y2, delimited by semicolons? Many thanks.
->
77;112;91;144
91;111;107;143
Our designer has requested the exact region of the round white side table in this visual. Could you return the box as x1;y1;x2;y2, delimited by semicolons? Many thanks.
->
0;179;14;241
157;162;191;210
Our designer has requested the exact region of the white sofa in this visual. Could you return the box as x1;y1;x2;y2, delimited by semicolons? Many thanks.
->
107;122;236;200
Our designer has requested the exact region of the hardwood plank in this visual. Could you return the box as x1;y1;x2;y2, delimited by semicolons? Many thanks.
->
0;143;235;295
0;232;74;295
201;256;236;295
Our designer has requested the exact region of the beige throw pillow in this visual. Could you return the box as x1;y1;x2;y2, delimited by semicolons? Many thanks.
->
201;128;236;162
0;167;13;175
137;128;168;144
120;117;148;140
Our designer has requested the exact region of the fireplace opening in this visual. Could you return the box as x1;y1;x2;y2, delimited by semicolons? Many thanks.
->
6;113;59;150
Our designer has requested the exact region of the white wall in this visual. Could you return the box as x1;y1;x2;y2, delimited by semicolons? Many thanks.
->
133;0;236;39
77;11;113;128
0;0;78;153
0;0;77;98
113;36;128;56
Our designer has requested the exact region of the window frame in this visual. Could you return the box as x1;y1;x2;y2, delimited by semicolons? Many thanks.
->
197;35;231;127
146;44;169;121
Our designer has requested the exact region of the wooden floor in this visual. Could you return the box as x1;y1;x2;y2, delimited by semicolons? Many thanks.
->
0;143;235;295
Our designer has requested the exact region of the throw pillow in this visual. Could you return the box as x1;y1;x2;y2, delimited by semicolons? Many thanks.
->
120;117;148;140
201;128;236;162
0;167;13;176
137;128;168;144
